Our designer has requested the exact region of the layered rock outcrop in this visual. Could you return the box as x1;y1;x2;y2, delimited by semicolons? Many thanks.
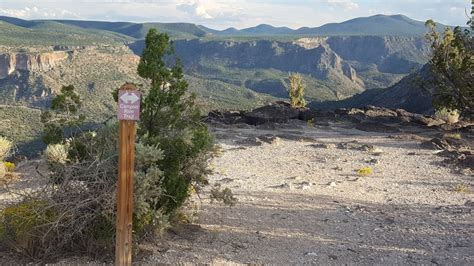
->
0;51;69;79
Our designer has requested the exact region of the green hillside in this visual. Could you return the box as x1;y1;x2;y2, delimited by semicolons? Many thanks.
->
53;20;209;39
0;17;132;47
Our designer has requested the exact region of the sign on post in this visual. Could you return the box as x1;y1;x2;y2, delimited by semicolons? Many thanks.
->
116;84;140;266
118;90;141;121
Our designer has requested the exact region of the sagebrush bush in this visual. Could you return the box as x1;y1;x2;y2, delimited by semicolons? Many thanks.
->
0;136;12;161
133;142;167;234
44;143;69;165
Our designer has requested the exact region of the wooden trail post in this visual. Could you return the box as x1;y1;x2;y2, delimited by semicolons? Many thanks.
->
116;84;141;265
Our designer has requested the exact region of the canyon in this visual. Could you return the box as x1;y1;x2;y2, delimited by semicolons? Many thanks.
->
0;51;70;79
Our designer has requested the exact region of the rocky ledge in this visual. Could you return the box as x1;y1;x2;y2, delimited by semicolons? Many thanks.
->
205;102;474;172
0;51;70;79
207;102;472;130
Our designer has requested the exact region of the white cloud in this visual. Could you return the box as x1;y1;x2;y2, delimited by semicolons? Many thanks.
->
0;0;469;29
0;6;81;19
327;0;359;11
176;0;214;19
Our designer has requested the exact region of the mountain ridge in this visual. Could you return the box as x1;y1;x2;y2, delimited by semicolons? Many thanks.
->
0;14;455;41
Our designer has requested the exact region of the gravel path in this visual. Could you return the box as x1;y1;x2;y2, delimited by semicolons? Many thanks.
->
144;120;473;265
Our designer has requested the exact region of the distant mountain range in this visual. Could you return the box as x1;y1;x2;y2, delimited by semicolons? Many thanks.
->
208;14;450;37
0;14;454;42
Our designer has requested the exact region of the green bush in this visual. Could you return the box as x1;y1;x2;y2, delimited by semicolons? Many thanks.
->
0;200;56;257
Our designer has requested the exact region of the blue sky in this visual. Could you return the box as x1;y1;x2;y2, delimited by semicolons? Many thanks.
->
0;0;471;29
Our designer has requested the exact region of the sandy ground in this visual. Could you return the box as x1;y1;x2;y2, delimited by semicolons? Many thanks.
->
142;120;473;265
1;120;472;265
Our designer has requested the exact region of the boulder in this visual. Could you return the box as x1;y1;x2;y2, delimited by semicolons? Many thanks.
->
337;140;375;151
410;113;445;127
459;154;474;169
299;109;336;121
364;105;398;117
258;134;281;144
207;110;246;124
244;101;302;125
347;108;367;122
362;105;402;123
396;108;447;126
334;108;350;115
396;108;413;118
420;138;451;150
235;137;263;146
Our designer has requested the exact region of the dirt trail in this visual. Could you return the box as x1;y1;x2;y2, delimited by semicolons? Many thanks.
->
144;120;473;265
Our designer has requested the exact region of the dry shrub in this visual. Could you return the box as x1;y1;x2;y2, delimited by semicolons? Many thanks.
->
454;184;470;193
0;136;12;161
0;122;186;260
210;184;238;207
435;108;460;124
0;123;119;260
44;143;69;165
288;72;306;108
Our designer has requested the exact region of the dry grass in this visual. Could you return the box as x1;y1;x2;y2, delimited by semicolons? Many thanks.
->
435;108;460;124
443;133;462;140
454;184;470;193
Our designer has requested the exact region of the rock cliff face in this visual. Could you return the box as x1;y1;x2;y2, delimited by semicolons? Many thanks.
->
175;39;351;77
326;36;430;73
160;39;363;88
0;47;141;108
129;35;427;91
313;65;435;114
0;51;69;79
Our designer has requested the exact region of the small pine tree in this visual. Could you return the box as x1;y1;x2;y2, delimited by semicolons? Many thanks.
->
288;72;306;108
137;29;213;214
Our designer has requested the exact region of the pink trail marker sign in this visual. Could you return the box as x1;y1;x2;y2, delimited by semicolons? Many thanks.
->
117;90;141;121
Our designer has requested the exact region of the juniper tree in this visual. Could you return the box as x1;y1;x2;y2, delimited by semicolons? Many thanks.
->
41;85;85;145
137;29;213;214
425;18;473;117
